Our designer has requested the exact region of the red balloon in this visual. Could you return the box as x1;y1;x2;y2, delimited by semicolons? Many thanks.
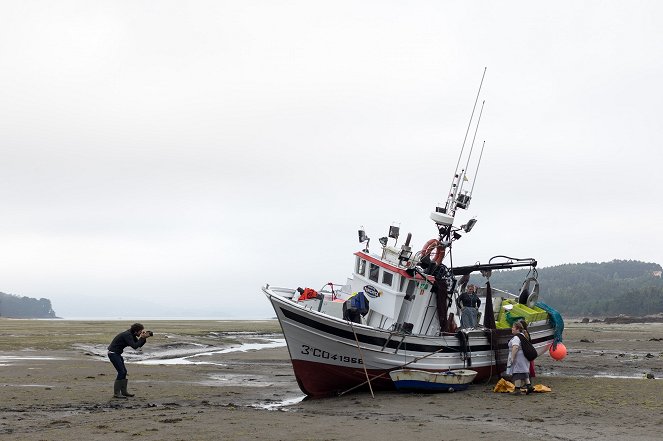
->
549;342;567;360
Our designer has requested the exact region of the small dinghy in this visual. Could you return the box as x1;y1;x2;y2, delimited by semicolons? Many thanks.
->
389;369;478;392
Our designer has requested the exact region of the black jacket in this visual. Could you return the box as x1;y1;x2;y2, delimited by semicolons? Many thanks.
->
108;330;146;355
458;292;481;308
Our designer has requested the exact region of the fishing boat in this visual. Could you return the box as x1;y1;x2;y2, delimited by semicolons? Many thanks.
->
263;71;564;398
389;369;477;392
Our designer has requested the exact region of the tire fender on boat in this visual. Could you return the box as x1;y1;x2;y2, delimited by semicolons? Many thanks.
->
519;277;540;307
421;239;445;265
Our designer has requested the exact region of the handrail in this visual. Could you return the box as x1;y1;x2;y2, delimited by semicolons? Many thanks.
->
490;287;519;299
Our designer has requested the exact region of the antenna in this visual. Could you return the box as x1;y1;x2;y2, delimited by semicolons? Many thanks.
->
431;68;488;239
456;100;485;206
469;140;486;198
446;67;486;212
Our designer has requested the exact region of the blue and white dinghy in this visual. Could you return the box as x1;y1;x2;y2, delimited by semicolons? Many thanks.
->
389;369;478;392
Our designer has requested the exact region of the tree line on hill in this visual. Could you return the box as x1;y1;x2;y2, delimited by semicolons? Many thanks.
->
0;292;57;318
2;260;661;319
473;259;663;317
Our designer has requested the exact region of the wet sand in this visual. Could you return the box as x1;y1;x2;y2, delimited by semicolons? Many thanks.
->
1;319;663;440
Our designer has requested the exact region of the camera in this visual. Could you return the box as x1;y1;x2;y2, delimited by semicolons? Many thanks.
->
145;330;153;337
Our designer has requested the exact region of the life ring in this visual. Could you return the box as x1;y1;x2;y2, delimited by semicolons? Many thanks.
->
421;239;445;265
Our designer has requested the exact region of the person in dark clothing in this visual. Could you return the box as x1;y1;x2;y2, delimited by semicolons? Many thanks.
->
107;323;151;399
458;284;481;328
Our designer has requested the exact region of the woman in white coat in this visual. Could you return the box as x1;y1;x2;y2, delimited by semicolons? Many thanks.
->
507;320;534;395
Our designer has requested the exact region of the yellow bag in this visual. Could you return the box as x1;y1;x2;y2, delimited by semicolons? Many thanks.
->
493;378;515;393
533;384;551;393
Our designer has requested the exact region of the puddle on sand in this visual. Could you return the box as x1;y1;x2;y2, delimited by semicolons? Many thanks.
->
199;373;278;387
251;395;307;410
539;371;660;380
136;339;286;366
0;356;67;365
592;374;660;380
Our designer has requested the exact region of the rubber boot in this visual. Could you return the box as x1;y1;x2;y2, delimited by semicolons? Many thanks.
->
120;379;134;397
113;380;127;399
526;384;534;395
512;381;522;395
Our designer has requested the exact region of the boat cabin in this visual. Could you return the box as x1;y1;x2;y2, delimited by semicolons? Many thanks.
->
292;248;533;336
349;251;447;335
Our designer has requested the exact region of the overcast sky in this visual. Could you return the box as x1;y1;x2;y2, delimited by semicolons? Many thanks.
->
1;1;662;319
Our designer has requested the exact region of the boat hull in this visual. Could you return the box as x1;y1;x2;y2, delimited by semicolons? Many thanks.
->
265;287;556;397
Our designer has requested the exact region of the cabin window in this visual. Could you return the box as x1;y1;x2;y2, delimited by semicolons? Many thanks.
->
405;280;416;299
356;258;366;276
400;276;416;294
382;271;393;286
369;263;380;282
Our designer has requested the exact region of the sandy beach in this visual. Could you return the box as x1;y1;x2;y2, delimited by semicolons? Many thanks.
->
1;319;663;440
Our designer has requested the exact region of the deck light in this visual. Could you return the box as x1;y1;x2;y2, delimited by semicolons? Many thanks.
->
358;227;370;253
462;218;477;232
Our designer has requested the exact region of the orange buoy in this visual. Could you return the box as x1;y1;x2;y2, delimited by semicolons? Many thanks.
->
549;342;567;360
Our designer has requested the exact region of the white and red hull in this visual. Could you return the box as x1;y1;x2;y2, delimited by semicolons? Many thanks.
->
265;286;556;397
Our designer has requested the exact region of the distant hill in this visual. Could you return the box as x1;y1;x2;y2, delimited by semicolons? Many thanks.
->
2;260;661;319
0;292;58;318
474;260;663;317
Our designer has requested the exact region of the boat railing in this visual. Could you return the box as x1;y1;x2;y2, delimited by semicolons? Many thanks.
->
265;286;298;299
266;284;344;312
317;282;348;300
490;287;519;299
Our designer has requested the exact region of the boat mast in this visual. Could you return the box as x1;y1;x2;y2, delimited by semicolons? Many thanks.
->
431;68;487;244
445;67;486;217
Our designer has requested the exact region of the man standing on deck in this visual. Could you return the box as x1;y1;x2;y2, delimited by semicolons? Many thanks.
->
458;284;481;328
107;323;152;399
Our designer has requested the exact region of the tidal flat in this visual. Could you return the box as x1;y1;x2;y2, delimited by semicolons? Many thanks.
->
1;319;662;440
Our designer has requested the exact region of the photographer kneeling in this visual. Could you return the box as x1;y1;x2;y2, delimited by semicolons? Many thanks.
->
107;323;152;399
